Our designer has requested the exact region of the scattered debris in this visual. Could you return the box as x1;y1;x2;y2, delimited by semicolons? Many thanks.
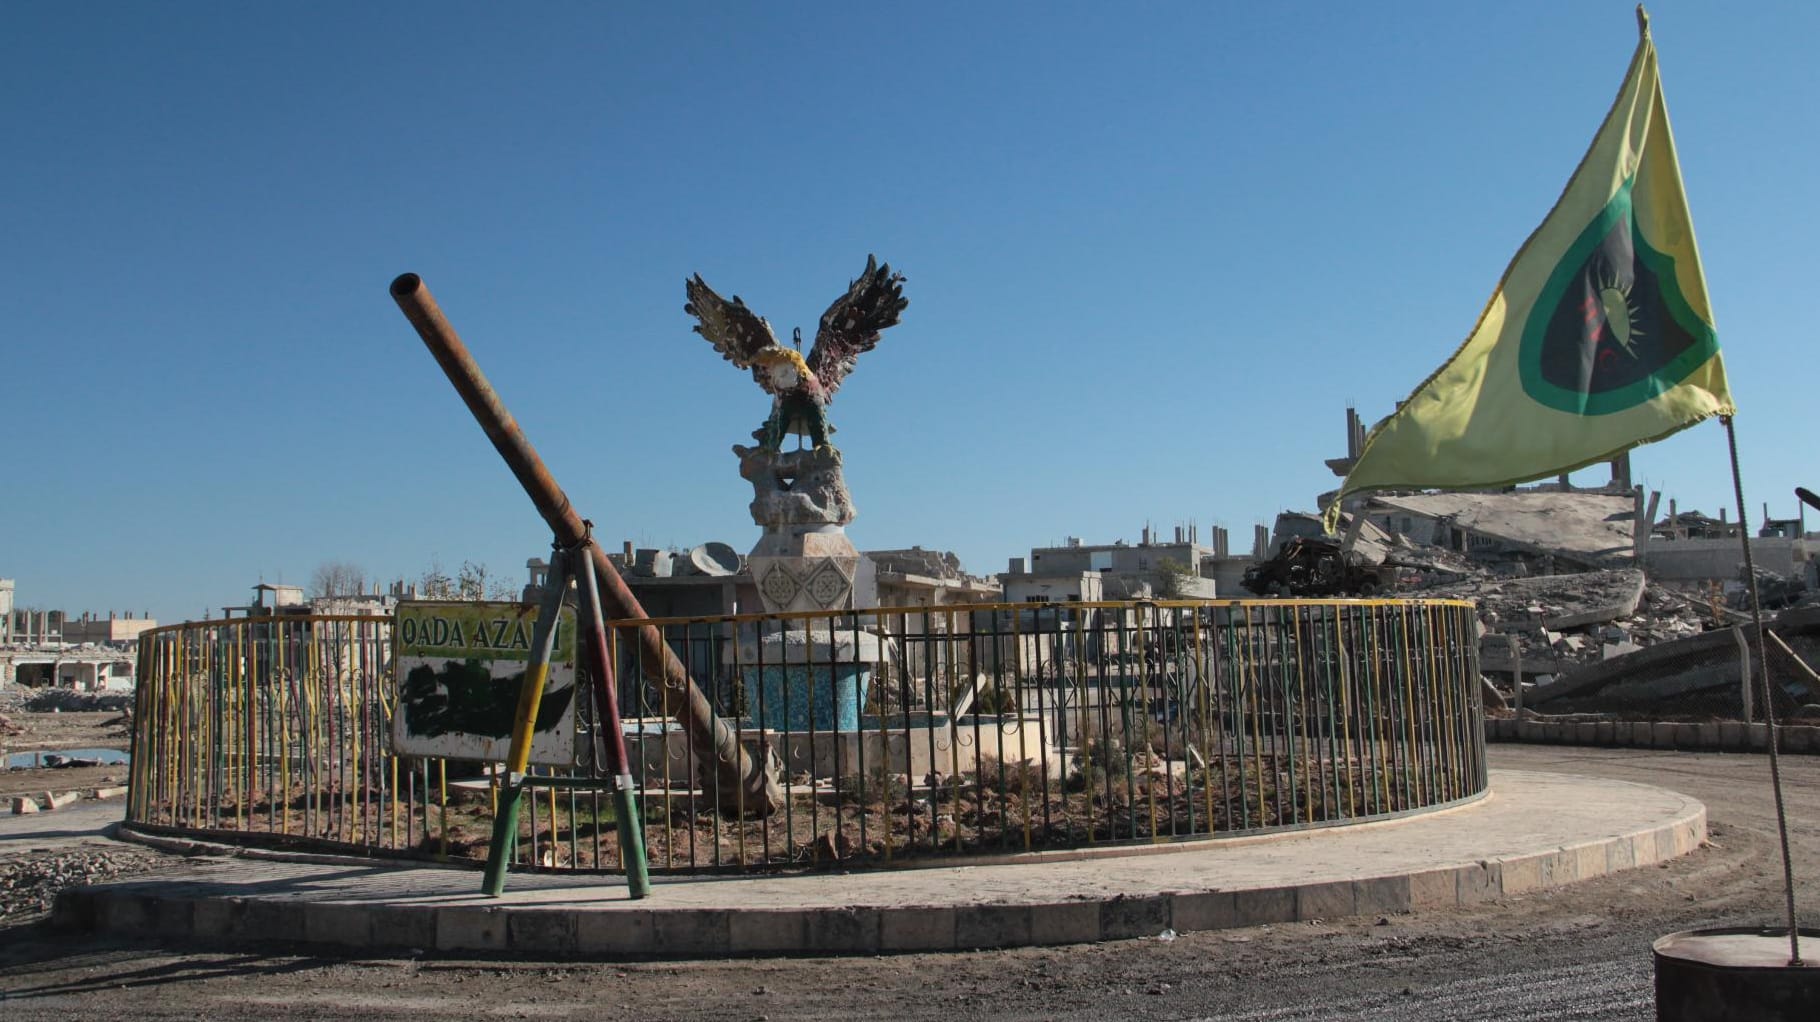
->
1324;485;1820;719
1501;596;1820;717
22;690;133;713
1243;536;1384;597
0;848;164;923
1424;569;1649;631
38;754;106;769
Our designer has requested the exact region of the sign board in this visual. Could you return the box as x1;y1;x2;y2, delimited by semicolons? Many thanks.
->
392;600;579;766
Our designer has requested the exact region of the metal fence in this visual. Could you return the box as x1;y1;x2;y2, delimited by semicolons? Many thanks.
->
127;616;426;853
128;599;1486;873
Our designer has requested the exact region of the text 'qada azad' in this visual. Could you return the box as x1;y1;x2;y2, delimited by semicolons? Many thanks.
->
391;600;579;766
395;602;575;662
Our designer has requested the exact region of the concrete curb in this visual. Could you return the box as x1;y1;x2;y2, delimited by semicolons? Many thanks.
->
112;789;1493;875
51;772;1706;958
1485;717;1820;754
10;788;109;815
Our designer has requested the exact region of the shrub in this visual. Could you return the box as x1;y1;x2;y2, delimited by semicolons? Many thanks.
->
977;755;1046;796
837;764;908;806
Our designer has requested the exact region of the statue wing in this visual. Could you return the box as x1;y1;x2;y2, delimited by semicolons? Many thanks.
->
684;274;779;382
806;255;907;397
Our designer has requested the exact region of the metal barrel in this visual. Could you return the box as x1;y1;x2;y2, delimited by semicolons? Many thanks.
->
1654;927;1819;1020
389;272;783;816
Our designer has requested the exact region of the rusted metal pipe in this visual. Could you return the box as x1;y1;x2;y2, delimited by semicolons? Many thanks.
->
389;272;783;817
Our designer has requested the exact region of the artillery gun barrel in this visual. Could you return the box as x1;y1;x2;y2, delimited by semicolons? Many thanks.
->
389;272;783;816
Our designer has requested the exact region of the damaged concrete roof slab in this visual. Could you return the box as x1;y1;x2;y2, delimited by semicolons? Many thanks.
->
1369;492;1638;568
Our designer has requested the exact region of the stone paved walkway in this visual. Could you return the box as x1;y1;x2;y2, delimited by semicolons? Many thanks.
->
52;769;1703;956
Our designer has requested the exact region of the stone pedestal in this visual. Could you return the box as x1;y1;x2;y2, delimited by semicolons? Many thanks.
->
732;628;887;733
748;526;862;614
734;442;869;614
733;439;884;730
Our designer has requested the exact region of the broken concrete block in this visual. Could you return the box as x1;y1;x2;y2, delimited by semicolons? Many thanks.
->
1481;676;1508;709
1601;641;1642;660
11;795;40;815
89;785;129;800
46;790;80;809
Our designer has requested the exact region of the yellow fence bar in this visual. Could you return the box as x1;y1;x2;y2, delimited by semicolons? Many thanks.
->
126;600;1486;874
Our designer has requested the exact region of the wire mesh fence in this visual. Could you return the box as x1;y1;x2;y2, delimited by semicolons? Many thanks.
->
128;599;1487;873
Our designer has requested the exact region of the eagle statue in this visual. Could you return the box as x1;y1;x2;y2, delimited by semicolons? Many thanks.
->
684;255;907;451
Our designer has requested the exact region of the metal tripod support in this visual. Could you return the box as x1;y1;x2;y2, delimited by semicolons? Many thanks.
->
481;537;651;899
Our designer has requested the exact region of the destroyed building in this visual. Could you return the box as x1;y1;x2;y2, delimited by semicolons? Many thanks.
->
0;578;151;691
1361;490;1639;572
1644;501;1811;585
865;547;1001;607
1322;405;1820;720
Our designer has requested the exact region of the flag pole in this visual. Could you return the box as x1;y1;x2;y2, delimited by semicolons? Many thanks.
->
1721;414;1803;966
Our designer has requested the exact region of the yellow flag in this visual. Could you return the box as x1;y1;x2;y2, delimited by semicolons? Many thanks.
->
1328;10;1732;530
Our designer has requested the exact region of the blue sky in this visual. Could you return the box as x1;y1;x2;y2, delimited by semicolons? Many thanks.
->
3;2;1812;623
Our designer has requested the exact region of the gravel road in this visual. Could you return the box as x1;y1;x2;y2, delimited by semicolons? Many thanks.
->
1;745;1815;1021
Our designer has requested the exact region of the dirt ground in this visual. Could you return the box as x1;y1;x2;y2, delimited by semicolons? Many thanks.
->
0;709;141;924
0;764;125;802
0;744;1816;1020
0;710;129;756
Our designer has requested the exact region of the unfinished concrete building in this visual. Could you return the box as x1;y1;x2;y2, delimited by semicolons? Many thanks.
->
0;580;151;690
865;547;1000;608
1644;500;1811;586
60;611;158;646
1011;526;1217;601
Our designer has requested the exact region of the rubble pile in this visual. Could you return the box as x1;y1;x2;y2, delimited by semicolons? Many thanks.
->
1433;563;1820;718
22;690;132;713
0;847;163;924
1631;583;1719;640
867;546;987;584
1422;568;1637;623
1417;569;1718;675
1736;565;1811;611
1382;536;1477;581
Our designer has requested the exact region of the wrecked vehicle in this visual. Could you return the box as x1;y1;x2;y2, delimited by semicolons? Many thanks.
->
1242;536;1385;598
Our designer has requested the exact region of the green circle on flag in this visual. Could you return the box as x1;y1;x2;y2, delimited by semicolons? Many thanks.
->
1519;183;1719;416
